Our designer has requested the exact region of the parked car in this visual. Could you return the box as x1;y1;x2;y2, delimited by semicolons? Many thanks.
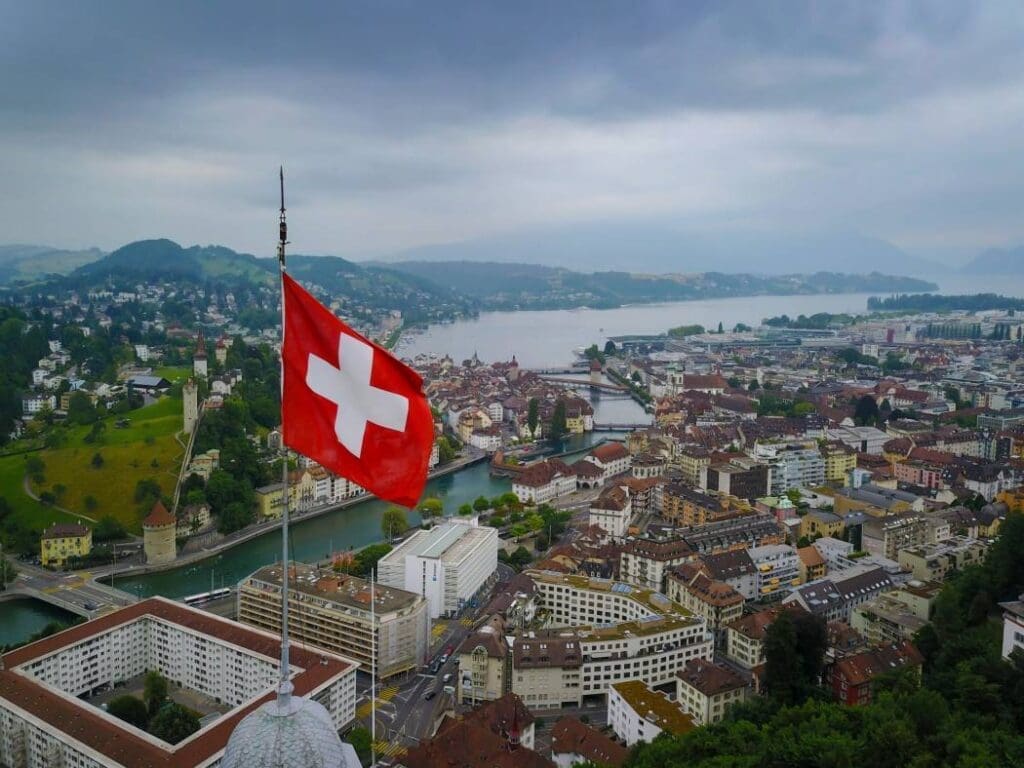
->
442;673;453;684
424;690;437;701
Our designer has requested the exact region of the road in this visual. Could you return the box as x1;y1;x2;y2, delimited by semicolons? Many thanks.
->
6;561;139;618
355;561;516;763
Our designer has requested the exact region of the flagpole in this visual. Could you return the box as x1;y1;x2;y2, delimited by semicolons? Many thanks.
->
277;166;293;709
371;566;377;768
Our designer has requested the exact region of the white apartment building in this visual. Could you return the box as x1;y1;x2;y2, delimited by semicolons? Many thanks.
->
377;519;498;618
588;485;633;539
619;537;696;592
608;680;695;747
527;570;714;698
755;443;825;494
0;597;358;768
747;544;801;601
1000;596;1024;660
675;659;749;725
238;562;430;679
21;394;55;415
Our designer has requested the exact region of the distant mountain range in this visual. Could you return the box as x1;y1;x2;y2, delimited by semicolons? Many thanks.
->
962;246;1023;274
382;260;937;310
374;223;946;277
0;244;106;283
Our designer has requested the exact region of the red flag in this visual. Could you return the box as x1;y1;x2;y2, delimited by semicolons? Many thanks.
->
281;273;433;507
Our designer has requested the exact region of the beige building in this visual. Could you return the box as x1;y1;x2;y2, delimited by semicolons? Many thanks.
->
897;536;990;582
457;617;509;705
142;500;176;565
666;565;744;646
40;523;92;568
850;592;929;645
724;604;805;670
237;562;430;680
512;633;582;708
676;659;749;725
619;537;695;591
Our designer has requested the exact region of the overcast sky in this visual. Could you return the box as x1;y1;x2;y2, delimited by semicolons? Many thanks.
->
1;1;1023;264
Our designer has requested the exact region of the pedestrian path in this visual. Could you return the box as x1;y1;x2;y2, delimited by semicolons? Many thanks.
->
374;740;407;758
355;686;400;718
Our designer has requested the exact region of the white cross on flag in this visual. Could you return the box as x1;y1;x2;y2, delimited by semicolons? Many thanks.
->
281;273;433;507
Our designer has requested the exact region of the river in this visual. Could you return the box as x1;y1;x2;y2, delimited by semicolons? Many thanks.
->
113;433;609;600
0;598;77;648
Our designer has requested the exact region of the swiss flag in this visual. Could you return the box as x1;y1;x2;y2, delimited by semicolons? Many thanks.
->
281;273;433;507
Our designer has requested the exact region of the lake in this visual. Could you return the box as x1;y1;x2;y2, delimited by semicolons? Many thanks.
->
397;274;1024;368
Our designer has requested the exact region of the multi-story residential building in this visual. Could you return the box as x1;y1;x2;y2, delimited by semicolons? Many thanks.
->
999;595;1024;660
897;536;990;582
526;570;714;698
747;544;801;600
675;659;749;725
666;565;744;646
456;617;509;704
676;445;711;486
799;509;845;540
861;513;929;560
512;459;578;504
826;641;923;706
619;537;695;591
850;592;929;644
783;565;894;622
826;425;890;455
661;484;750;526
797;545;827;582
608;680;695;747
40;523;92;567
893;459;947;490
512;633;583;708
377;519;498;618
822;441;857;486
723;604;807;670
756;443;825;494
584;442;632;479
0;598;358;768
698;549;758;600
237;562;430;680
680;514;786;556
588;485;633;539
21;393;56;415
700;458;771;500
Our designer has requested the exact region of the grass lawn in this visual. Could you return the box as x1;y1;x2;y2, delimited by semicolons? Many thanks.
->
25;396;186;533
0;454;82;531
153;365;192;385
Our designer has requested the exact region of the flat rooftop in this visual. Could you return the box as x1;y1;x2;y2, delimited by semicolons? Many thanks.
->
384;520;493;564
1;597;354;768
245;562;422;615
611;680;695;735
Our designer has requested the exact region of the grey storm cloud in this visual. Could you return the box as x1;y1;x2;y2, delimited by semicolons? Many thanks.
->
1;0;1023;263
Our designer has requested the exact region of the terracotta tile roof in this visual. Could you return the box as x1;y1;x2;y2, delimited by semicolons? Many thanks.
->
143;500;176;528
589;442;629;463
798;546;825;568
405;718;552;768
678;658;748;696
832;641;923;687
551;716;628;767
1;597;353;768
41;523;90;539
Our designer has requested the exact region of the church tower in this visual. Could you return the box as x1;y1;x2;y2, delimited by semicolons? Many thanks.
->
193;328;208;378
183;378;198;435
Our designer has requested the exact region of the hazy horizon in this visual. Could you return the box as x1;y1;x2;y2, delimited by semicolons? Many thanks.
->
3;2;1024;272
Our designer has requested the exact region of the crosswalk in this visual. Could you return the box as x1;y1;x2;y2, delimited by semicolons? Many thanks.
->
458;617;475;628
355;686;400;718
373;740;407;759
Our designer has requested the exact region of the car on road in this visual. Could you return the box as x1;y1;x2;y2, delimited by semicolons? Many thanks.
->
442;673;452;684
424;690;437;701
439;653;449;664
84;602;97;610
430;661;441;674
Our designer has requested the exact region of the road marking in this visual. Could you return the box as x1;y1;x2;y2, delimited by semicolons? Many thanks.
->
374;741;407;758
